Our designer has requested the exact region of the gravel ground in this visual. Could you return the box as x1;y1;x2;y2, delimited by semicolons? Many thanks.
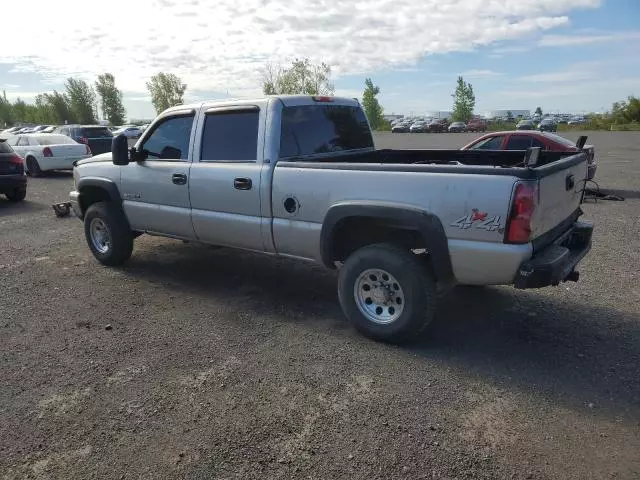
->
1;132;639;479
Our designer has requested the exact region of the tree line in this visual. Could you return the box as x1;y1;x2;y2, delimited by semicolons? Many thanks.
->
3;58;638;130
1;72;187;127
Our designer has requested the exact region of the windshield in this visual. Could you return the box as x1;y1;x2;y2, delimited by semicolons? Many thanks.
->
279;104;373;158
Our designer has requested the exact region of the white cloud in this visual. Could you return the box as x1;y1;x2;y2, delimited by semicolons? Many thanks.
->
539;31;640;46
0;0;600;97
459;69;502;78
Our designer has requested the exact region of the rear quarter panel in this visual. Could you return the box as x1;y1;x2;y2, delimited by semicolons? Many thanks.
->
271;164;532;284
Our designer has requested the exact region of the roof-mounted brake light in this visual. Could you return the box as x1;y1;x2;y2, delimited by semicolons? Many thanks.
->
311;96;334;102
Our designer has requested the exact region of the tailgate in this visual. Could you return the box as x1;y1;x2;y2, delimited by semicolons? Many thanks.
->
532;152;588;239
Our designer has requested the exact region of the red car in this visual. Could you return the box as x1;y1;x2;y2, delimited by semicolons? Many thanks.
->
461;130;597;180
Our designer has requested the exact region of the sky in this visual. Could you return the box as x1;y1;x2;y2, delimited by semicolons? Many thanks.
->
0;0;638;120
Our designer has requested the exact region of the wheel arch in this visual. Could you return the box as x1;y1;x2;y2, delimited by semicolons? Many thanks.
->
320;203;455;287
77;177;122;217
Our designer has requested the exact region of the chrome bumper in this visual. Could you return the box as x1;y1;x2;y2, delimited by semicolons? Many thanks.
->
69;191;82;219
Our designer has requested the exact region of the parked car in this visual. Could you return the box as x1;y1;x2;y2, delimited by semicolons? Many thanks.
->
568;116;585;125
40;126;57;133
113;126;143;139
425;119;447;133
409;122;428;133
6;134;92;177
391;122;411;133
0;139;27;201
466;119;487;132
516;120;535;130
461;130;597;180
538;118;557;132
53;125;113;155
448;121;466;133
69;95;593;343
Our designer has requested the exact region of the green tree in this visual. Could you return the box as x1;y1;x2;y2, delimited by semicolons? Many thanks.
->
362;78;385;130
262;58;334;95
12;98;28;122
611;96;640;123
146;72;187;114
44;91;76;124
535;106;543;116
0;91;13;126
95;73;126;125
65;78;97;123
451;76;475;122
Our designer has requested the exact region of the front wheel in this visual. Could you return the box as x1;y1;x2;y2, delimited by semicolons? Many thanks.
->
84;202;133;266
338;243;438;343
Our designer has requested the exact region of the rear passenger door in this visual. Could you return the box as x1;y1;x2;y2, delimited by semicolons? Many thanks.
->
189;106;265;251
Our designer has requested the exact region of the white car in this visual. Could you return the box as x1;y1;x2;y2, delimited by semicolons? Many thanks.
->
6;134;92;176
113;126;142;138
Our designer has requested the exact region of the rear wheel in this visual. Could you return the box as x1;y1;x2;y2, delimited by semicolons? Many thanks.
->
338;243;438;343
84;202;133;266
26;157;42;177
6;187;26;202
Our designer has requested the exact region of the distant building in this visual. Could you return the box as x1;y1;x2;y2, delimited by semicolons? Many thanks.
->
486;110;530;120
425;111;452;120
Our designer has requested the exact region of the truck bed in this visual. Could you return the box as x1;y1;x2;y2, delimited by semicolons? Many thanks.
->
279;148;587;179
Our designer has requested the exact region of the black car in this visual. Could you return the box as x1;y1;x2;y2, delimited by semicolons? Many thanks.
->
516;119;535;130
391;123;411;133
0;140;27;202
426;120;447;133
538;119;557;132
54;125;113;155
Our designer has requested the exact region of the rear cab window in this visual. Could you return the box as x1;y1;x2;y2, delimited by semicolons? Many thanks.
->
80;127;113;138
279;104;373;159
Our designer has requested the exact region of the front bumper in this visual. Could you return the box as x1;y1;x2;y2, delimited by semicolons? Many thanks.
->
69;190;83;219
0;174;27;193
514;221;593;289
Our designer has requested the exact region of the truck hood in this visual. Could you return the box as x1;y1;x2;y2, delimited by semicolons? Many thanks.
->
76;152;112;166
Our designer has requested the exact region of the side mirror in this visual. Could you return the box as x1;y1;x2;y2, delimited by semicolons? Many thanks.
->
112;134;129;166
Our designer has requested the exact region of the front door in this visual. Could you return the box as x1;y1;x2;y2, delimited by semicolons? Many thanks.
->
188;106;264;251
121;113;196;239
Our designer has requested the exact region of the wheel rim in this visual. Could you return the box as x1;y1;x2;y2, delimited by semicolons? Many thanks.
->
354;269;405;324
89;218;112;254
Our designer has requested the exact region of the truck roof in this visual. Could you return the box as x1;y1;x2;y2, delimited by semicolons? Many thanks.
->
163;95;360;115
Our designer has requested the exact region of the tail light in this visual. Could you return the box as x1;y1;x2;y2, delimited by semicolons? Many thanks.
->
9;154;24;165
506;182;537;244
43;147;53;157
9;154;24;173
85;145;92;155
79;137;88;144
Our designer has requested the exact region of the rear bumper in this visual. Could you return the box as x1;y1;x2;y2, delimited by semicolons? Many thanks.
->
514;221;593;289
0;174;27;193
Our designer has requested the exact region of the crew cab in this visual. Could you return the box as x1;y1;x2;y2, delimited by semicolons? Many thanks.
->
69;96;593;342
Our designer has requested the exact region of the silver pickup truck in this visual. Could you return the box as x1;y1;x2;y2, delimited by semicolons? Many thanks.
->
69;95;593;342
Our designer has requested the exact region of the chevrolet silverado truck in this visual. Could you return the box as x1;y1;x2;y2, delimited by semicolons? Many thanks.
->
69;96;593;342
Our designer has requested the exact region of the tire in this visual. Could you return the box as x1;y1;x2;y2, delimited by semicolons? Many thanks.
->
6;187;26;202
26;157;42;177
338;243;438;343
84;202;133;266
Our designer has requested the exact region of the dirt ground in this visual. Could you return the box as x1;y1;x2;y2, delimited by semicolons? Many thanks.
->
1;131;639;479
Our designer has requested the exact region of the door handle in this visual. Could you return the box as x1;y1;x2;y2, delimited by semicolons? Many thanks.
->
172;173;187;185
233;177;252;190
